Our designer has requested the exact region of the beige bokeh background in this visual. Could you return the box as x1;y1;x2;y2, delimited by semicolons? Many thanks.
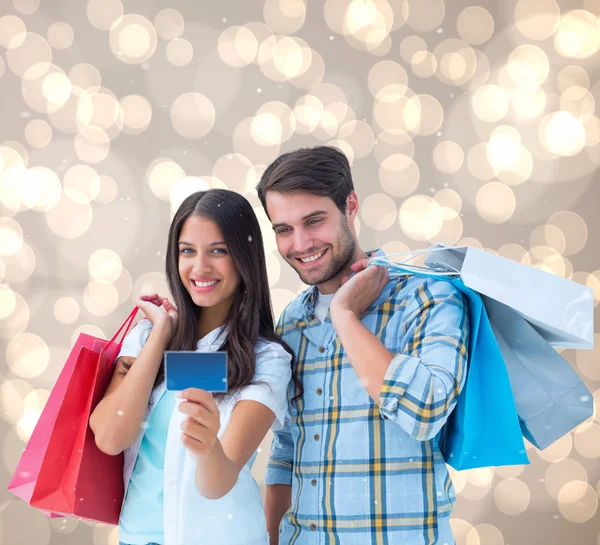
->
1;0;599;543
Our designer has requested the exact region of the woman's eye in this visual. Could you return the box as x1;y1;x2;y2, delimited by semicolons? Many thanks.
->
212;248;227;254
180;247;193;254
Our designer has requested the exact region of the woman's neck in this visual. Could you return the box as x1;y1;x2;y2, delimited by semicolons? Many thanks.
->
197;300;232;340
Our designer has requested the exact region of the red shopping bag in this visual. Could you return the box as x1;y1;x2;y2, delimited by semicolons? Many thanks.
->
7;308;139;524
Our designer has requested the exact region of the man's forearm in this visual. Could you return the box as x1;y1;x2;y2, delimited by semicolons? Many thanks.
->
265;484;291;545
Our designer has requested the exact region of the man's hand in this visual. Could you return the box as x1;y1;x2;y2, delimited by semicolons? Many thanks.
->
331;259;389;318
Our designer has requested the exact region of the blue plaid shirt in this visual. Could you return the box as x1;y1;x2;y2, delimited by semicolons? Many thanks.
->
266;251;469;545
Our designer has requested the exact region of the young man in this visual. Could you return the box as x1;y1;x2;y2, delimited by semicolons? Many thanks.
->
257;146;469;545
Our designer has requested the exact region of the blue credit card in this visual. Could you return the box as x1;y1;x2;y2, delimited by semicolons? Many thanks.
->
164;351;228;392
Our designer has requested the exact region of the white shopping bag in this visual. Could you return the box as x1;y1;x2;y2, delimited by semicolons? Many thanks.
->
421;244;594;349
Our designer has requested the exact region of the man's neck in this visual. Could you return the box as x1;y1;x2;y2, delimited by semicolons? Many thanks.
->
317;247;369;295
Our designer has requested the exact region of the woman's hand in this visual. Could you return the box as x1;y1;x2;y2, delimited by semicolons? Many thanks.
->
178;388;221;458
135;293;178;340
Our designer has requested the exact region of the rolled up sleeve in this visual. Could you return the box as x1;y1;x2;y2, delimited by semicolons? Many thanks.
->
379;278;469;441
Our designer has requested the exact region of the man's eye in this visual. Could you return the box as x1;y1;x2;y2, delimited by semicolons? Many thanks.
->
308;219;321;225
277;227;290;234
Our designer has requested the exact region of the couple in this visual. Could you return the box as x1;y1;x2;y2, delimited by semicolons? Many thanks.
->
90;146;469;545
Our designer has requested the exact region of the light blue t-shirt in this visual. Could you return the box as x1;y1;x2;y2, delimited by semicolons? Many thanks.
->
119;390;177;545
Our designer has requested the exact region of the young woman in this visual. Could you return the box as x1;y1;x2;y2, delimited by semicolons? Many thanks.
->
90;189;296;545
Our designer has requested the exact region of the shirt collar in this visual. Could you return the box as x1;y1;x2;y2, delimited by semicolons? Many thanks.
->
197;324;229;348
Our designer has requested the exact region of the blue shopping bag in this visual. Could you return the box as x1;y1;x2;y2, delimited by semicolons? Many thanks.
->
379;263;530;470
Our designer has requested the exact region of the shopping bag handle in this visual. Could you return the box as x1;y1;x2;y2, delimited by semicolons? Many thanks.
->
368;245;461;276
105;307;140;360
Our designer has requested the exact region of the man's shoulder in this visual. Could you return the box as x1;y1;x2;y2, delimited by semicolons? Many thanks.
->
389;273;465;307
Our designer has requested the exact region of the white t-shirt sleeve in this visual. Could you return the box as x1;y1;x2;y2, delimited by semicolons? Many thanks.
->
116;319;153;360
235;340;293;431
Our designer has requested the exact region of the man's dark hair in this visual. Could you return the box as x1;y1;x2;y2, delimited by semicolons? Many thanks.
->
256;146;354;217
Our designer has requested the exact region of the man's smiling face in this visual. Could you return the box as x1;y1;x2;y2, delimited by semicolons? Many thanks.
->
266;190;357;288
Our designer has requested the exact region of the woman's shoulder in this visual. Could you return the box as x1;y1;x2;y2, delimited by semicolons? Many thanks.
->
118;318;153;358
254;336;292;363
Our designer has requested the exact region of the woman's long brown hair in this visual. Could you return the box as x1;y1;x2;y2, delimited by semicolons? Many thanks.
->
155;189;301;402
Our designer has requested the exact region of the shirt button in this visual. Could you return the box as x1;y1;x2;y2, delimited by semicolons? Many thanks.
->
309;314;315;320
314;434;320;441
318;346;325;353
311;479;317;486
310;524;317;531
316;388;323;395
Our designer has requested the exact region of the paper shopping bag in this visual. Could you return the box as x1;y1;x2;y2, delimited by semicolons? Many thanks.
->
423;244;593;349
383;265;528;470
483;296;594;450
7;308;138;523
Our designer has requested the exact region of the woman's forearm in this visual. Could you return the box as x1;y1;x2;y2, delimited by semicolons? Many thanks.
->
194;439;242;499
90;322;171;454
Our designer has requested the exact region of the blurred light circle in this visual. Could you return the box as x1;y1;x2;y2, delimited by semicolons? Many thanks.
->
109;15;158;64
265;251;281;288
264;0;307;34
573;422;600;459
400;35;427;64
379;154;420;197
74;126;111;163
433;141;464;173
476;182;515;224
68;63;102;95
555;10;600;59
45;190;93;239
361;193;397;231
25;119;52;148
405;0;445;32
338;120;375;158
368;60;408;101
558;481;598;523
547;210;588;256
558;65;590;94
472;84;509;123
515;0;560;41
120;94;153;134
0;291;29;339
450;518;476;545
47;21;74;50
95;175;119;204
251;113;283;147
467;524;504;545
166;38;194;67
132;272;170;303
0;217;23;256
170;176;211;215
71;324;105;346
89;249;122;283
537;432;573;462
0;284;17;320
63;164;101;203
219;26;258;68
435;188;462;216
213;153;253;195
0;15;27;48
54;296;80;324
496;464;525;479
6;333;49;378
155;8;184;40
510;86;546;119
545;458;588;500
494;479;530;515
87;0;123;31
7;32;52;79
507;45;550;87
84;280;119;316
411;50;438;78
457;6;494;45
171;92;215;139
399;195;444;242
1;241;35;283
147;158;185;201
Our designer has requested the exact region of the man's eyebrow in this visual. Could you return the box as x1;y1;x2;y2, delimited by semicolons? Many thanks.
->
272;210;328;230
